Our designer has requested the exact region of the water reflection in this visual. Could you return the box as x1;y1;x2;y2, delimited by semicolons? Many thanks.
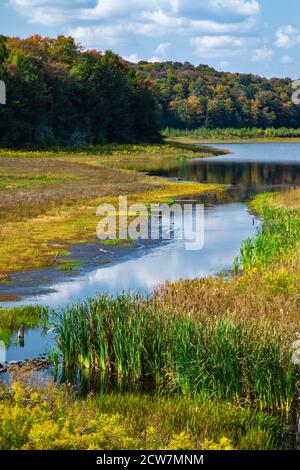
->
5;329;54;362
149;143;300;199
3;202;258;309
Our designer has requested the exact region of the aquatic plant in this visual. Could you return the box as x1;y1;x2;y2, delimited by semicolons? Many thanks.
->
51;294;299;414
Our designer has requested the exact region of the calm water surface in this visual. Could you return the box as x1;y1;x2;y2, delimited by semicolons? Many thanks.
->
2;143;300;361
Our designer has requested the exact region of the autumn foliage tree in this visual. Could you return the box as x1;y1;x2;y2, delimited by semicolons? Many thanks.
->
134;61;300;130
0;35;161;147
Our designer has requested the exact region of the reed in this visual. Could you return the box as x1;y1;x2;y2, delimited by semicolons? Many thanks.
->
51;294;299;414
239;197;300;270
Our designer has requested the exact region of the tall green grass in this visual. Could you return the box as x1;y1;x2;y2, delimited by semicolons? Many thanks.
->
239;201;300;270
163;127;300;140
94;393;285;450
51;295;299;414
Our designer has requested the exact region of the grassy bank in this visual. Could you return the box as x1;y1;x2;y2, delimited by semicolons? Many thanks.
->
239;192;300;275
0;189;299;449
0;142;224;276
163;127;300;142
0;380;283;450
24;186;300;449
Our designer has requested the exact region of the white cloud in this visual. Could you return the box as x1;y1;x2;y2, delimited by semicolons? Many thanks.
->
191;35;247;58
275;25;300;48
210;0;260;16
69;25;129;49
9;0;260;30
9;0;80;25
190;17;255;34
155;42;171;56
8;0;260;59
252;46;273;62
123;53;141;63
280;55;293;64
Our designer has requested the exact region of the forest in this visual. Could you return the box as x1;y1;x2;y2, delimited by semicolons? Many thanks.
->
1;34;300;147
135;61;300;130
0;35;160;147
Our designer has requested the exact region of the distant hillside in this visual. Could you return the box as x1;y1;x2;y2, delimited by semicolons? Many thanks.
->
133;61;300;130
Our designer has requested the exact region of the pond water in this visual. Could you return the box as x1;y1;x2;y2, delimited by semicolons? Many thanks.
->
2;142;300;362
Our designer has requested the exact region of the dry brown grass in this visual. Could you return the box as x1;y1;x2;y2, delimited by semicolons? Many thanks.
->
155;274;300;335
0;145;223;275
0;157;163;222
262;188;300;210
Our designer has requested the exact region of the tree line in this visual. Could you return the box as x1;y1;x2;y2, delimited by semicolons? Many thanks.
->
0;35;160;147
134;61;300;130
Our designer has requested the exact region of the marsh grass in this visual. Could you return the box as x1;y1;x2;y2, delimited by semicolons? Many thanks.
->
0;142;223;159
152;187;300;421
57;260;83;272
102;237;134;246
51;294;299;415
1;178;300;450
239;201;300;270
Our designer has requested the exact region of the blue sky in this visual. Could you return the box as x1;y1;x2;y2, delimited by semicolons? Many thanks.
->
0;0;299;78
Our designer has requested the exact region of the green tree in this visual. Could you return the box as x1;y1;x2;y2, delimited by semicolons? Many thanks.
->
0;35;8;64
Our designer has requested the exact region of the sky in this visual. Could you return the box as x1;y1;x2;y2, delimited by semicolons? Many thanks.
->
0;0;299;78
